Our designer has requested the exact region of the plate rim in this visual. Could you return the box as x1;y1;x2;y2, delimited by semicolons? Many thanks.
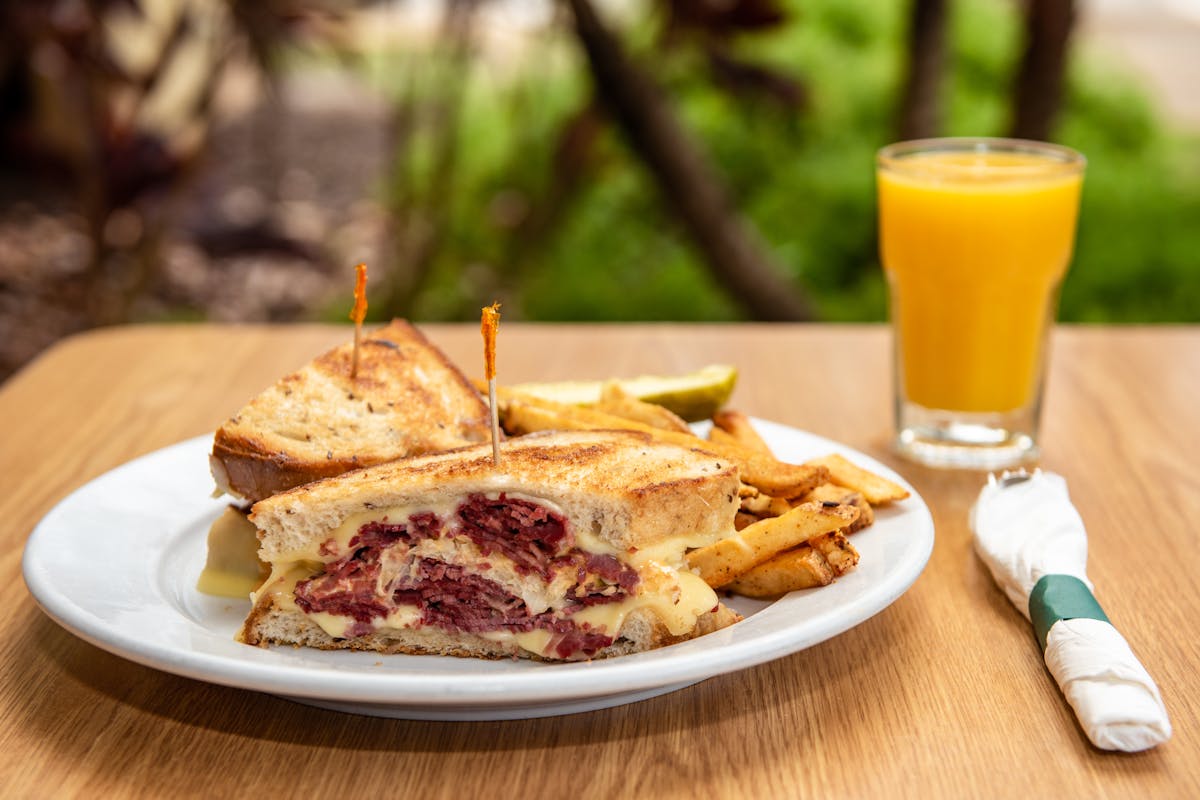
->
22;423;934;711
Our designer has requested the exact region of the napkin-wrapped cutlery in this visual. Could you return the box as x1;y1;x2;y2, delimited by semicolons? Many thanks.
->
969;469;1171;752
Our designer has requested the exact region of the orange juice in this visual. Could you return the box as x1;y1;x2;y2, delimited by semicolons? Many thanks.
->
878;149;1083;412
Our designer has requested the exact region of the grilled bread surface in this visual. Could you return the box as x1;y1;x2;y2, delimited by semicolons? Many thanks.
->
210;320;490;503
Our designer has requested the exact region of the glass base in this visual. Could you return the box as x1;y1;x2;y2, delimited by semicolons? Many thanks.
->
894;402;1040;471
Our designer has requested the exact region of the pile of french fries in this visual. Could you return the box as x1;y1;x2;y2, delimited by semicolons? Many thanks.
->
495;384;910;598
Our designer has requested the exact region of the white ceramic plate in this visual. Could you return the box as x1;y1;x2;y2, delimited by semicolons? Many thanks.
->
22;421;933;721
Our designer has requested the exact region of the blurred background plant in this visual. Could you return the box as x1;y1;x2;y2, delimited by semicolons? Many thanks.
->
1;0;1197;381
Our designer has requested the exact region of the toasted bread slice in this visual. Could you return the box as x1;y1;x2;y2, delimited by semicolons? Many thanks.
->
210;320;490;503
250;428;740;560
241;429;743;661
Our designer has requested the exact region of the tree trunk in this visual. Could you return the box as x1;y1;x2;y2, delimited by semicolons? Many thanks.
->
566;0;813;321
1010;0;1077;141
897;0;948;141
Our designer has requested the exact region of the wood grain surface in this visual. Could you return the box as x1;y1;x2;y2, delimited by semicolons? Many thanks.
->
1;323;1196;798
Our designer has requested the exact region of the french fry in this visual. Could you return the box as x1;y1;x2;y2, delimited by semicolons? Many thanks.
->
497;392;574;435
595;382;691;433
726;530;858;597
803;483;875;533
498;388;829;497
725;545;834;597
686;501;859;589
808;530;859;575
803;453;910;505
739;489;792;518
712;409;772;455
707;427;742;449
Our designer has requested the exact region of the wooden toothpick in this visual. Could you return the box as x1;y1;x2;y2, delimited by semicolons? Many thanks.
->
349;263;368;379
481;302;502;467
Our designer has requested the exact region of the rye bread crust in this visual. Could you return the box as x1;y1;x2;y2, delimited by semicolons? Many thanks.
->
211;320;490;503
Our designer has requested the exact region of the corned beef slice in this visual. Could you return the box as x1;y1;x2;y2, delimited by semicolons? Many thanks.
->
456;494;570;579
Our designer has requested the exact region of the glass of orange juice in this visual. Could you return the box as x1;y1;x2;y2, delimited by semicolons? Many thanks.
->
876;138;1085;469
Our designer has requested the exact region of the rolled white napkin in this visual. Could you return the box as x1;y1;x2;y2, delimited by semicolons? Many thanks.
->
970;471;1171;752
1045;618;1172;751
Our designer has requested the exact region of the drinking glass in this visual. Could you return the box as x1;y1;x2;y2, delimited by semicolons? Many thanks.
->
876;137;1085;469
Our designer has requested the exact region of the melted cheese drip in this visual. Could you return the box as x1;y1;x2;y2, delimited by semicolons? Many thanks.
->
572;569;716;637
196;506;268;598
254;564;313;612
573;526;730;569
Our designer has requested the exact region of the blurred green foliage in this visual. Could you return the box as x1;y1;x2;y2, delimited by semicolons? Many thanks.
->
376;0;1200;323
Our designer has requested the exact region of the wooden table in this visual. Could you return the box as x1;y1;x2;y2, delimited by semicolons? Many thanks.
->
2;323;1196;797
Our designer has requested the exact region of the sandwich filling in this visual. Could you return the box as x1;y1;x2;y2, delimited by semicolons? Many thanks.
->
253;492;720;660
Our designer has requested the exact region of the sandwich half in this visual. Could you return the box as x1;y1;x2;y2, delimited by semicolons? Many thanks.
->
210;320;490;504
240;429;742;661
